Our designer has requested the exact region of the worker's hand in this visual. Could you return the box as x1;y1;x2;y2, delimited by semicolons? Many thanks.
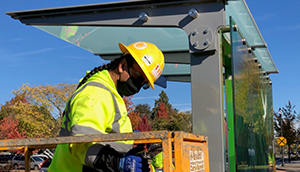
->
119;155;149;172
119;147;149;172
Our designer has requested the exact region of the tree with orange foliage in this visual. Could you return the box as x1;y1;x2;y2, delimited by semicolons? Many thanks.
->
128;112;142;130
123;96;135;112
0;116;26;139
133;104;153;131
151;91;191;132
157;102;168;119
152;91;173;119
124;96;143;130
0;92;60;138
0;94;28;120
12;83;76;119
135;114;152;132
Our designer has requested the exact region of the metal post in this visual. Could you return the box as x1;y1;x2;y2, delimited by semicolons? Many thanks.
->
279;108;284;166
281;121;284;166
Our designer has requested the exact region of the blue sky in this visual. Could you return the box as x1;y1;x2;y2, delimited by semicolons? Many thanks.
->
0;0;299;114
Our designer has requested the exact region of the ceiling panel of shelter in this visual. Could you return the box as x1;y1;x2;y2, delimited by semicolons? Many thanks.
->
35;25;192;82
7;0;226;83
225;0;278;73
35;25;190;64
163;63;190;75
7;0;222;18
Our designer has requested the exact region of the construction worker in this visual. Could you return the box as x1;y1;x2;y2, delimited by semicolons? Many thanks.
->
148;143;175;172
48;41;165;172
268;152;275;170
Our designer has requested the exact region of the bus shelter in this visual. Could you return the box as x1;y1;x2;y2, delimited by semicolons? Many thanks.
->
6;0;277;171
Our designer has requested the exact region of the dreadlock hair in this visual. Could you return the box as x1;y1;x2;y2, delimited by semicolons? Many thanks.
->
76;53;134;89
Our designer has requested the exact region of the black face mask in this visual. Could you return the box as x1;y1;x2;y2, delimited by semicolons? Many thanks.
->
117;75;144;97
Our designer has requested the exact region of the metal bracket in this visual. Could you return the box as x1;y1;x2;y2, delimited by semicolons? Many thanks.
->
189;26;213;50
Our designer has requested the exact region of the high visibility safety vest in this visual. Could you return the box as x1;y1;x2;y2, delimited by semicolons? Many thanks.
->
150;164;161;172
268;153;274;167
149;152;175;172
149;164;175;172
48;70;133;172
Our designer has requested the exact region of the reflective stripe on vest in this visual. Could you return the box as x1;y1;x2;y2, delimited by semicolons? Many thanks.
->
59;81;132;152
150;164;155;172
59;81;121;136
48;81;132;172
268;156;273;167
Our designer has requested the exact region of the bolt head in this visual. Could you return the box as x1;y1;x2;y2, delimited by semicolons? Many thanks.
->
233;24;238;31
139;12;149;22
189;9;199;19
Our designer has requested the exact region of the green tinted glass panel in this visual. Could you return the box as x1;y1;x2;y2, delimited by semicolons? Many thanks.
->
231;17;274;172
34;25;189;54
34;25;192;79
253;48;277;73
226;0;264;46
163;64;190;75
225;0;278;73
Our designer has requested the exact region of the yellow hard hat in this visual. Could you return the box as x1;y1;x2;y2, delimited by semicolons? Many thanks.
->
119;41;165;89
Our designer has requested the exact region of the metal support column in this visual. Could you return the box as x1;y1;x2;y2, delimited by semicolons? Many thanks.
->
191;49;225;171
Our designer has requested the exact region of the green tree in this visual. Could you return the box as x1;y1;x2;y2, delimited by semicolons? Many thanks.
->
171;111;192;132
0;83;76;137
152;90;176;119
0;94;59;137
134;103;151;118
152;91;174;130
132;103;152;131
274;101;298;162
151;91;191;131
13;83;76;119
0;94;28;120
152;91;173;116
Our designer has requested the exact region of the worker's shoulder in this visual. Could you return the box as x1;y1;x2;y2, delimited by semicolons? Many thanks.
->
80;82;114;96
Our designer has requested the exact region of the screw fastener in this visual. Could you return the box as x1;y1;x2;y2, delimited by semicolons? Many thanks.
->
192;31;197;36
189;9;199;19
139;12;150;22
233;24;238;31
203;41;209;46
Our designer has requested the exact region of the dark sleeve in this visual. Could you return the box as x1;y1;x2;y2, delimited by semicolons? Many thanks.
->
93;145;124;172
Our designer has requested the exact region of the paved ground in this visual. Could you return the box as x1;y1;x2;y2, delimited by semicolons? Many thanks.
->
1;158;299;172
0;170;39;172
276;161;300;172
276;155;300;172
1;170;38;172
0;169;38;172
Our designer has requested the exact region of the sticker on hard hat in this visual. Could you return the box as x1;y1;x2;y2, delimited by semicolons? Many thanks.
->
152;64;162;80
142;54;153;66
134;42;147;49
